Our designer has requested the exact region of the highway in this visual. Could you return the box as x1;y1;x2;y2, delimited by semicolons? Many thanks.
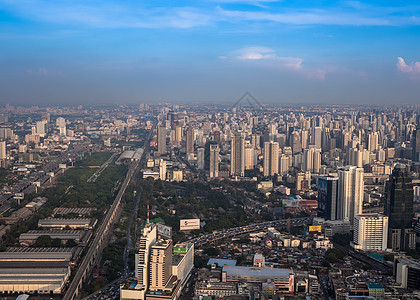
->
188;217;310;247
64;120;156;300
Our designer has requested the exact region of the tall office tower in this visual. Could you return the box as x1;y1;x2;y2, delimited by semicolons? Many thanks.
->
318;176;339;220
35;121;47;137
159;160;167;181
301;130;309;150
303;148;313;172
291;131;302;154
0;128;13;140
368;132;379;152
413;126;420;161
313;149;321;174
244;145;254;170
385;164;415;252
0;140;6;160
263;141;279;177
342;130;351;149
185;127;194;154
56;117;66;136
41;112;50;123
204;141;217;170
279;154;290;175
352;214;388;251
135;224;157;292
149;239;173;289
296;171;311;191
230;132;245;177
311;126;322;149
197;148;205;170
209;144;219;178
157;124;166;155
213;130;221;144
170;122;181;145
338;166;364;225
251;134;260;149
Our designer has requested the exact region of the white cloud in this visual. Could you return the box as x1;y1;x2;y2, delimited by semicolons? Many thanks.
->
234;46;303;69
223;46;329;79
397;57;420;75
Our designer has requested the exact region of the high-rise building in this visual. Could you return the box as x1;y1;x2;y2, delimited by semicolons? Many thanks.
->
384;164;415;252
263;141;279;177
159;160;167;181
244;146;255;170
279;154;290;175
56;117;66;137
157;124;167;155
0;140;6;160
230;132;245;177
318;176;339;221
197;148;205;170
395;258;420;290
337;166;364;225
311;127;322;149
352;213;388;251
291;131;302;154
149;239;173;289
413;126;420;161
186;127;194;154
135;224;157;294
209;144;219;178
368;132;379;152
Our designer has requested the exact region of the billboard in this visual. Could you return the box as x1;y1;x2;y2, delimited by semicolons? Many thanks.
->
180;219;200;231
309;225;322;232
173;246;188;255
157;223;172;239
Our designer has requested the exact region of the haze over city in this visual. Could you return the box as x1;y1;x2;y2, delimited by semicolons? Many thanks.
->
1;0;420;105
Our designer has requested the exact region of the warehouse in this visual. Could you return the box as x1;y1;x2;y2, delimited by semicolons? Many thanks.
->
19;230;91;246
38;217;97;229
0;248;72;294
222;266;294;294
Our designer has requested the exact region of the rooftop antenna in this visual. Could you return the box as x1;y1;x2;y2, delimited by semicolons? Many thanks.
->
146;200;150;227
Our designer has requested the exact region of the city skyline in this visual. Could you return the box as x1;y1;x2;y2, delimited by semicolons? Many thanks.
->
1;0;420;105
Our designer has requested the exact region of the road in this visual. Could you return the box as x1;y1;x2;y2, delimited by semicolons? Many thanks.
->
87;152;118;183
188;217;311;247
63;158;141;300
78;120;156;300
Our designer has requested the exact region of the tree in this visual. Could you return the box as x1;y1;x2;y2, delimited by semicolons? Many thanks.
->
35;235;52;247
66;239;77;247
52;238;62;247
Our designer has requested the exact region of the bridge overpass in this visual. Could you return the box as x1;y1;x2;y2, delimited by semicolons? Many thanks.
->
63;121;156;300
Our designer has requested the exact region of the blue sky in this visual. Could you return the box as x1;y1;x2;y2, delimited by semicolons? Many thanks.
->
0;0;420;105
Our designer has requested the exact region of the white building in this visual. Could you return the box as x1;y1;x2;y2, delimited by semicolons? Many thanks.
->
338;166;364;226
352;214;388;251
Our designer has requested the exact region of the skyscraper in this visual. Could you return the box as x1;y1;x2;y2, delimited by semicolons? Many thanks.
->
352;213;388;251
135;224;157;295
311;126;322;149
337;166;364;225
318;176;339;220
368;132;379;152
0;140;6;160
149;239;173;289
384;164;415;252
230;132;245;177
413;126;420;161
157;124;166;155
263;141;279;177
209;144;219;178
186;127;194;154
